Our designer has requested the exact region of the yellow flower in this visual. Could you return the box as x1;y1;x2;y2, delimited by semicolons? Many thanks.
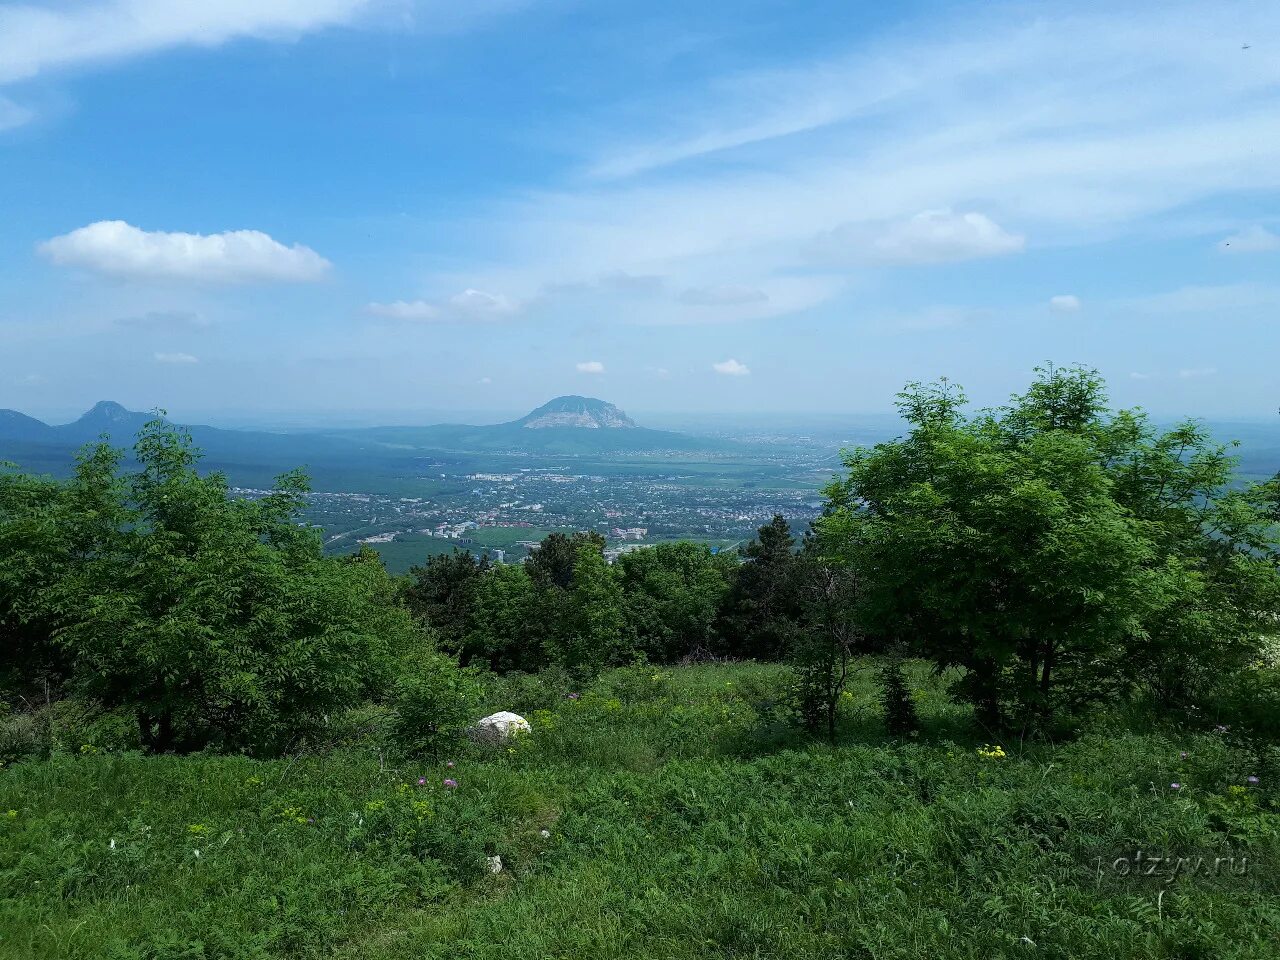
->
187;824;208;836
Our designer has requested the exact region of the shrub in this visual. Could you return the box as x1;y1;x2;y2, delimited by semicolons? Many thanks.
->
879;654;920;736
390;652;484;757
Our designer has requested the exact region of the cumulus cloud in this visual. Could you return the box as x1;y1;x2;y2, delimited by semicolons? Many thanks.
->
679;285;769;306
39;221;330;283
1049;294;1081;312
449;288;517;317
1218;225;1280;253
154;352;198;364
712;358;750;376
870;210;1025;265
576;360;605;374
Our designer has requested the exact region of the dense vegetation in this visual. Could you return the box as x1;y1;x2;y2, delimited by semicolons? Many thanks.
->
2;366;1278;958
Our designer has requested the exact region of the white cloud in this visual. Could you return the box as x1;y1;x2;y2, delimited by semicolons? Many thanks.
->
366;288;519;323
712;358;750;376
365;300;441;321
576;360;605;374
1178;367;1217;379
679;284;768;306
1218;225;1280;253
0;1;374;85
868;210;1025;265
154;352;198;364
39;221;330;283
449;288;517;317
1049;294;1081;312
1129;372;1151;380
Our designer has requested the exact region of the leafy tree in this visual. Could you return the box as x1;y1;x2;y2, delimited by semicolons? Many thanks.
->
464;563;539;672
554;541;629;678
404;550;489;662
720;515;801;659
820;367;1278;732
878;649;920;736
389;650;484;757
787;551;863;741
616;541;738;662
2;421;424;753
526;531;606;589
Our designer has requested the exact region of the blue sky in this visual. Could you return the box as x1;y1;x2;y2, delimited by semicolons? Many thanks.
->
1;0;1278;424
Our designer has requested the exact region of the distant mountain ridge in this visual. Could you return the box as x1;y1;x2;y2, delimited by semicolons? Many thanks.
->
515;396;637;430
0;396;727;461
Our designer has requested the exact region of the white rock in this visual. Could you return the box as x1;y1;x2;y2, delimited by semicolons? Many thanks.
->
487;855;503;874
471;711;531;744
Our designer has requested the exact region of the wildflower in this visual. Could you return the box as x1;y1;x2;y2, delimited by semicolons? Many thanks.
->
187;824;207;836
1179;752;1188;760
444;778;458;789
109;838;116;851
4;810;16;820
540;829;551;838
1246;776;1260;786
417;777;427;786
567;693;581;700
1214;725;1230;734
446;761;456;769
245;775;262;786
1171;782;1182;791
977;744;1007;760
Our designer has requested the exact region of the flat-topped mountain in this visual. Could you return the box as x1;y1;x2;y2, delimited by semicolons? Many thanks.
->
515;396;637;430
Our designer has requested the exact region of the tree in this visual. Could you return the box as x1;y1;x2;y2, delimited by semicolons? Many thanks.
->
2;420;423;753
720;515;801;659
819;366;1279;732
526;531;606;590
404;550;488;662
787;551;863;741
464;563;539;672
616;541;737;662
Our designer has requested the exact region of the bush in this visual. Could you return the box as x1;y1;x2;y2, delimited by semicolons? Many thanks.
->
390;653;484;757
879;655;920;736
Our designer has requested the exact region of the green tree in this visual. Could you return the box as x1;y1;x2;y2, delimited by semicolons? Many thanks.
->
3;420;423;753
820;367;1278;731
787;551;863;741
464;563;539;671
404;550;488;662
616;541;737;662
720;515;801;660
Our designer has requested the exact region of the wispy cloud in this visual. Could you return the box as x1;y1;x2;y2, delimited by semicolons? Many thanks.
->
154;351;198;364
576;360;605;374
1049;295;1081;312
679;284;768;306
116;309;212;330
433;1;1280;326
1218;225;1280;253
40;221;330;283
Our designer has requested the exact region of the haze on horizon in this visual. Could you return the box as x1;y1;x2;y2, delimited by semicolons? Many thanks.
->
1;0;1278;423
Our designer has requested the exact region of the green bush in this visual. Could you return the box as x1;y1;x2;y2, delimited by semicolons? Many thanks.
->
390;653;484;757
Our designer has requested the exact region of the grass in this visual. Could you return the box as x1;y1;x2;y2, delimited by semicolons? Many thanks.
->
2;662;1277;959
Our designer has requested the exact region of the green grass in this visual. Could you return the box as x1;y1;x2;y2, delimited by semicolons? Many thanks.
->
2;662;1277;959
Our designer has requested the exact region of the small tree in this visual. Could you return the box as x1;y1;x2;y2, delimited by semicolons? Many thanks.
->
788;553;862;742
720;515;801;660
878;649;920;736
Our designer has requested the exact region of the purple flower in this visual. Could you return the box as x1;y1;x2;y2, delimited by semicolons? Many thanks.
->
417;777;427;786
568;692;581;700
446;761;455;769
1170;782;1182;791
443;778;458;789
1179;752;1188;760
1246;776;1260;786
1214;724;1230;734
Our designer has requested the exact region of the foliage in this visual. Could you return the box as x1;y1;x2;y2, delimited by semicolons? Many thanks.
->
2;662;1277;960
615;541;737;662
786;551;863;742
879;650;921;736
0;421;427;754
819;366;1280;732
719;514;801;660
404;550;489;662
389;652;484;758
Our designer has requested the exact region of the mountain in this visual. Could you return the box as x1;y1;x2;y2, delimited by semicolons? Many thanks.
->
0;409;56;443
61;401;158;442
331;396;724;454
516;396;637;430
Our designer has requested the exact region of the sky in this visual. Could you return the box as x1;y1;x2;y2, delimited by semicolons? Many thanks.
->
1;0;1278;425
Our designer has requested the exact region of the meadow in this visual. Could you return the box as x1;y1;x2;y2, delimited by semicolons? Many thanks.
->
3;661;1276;960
